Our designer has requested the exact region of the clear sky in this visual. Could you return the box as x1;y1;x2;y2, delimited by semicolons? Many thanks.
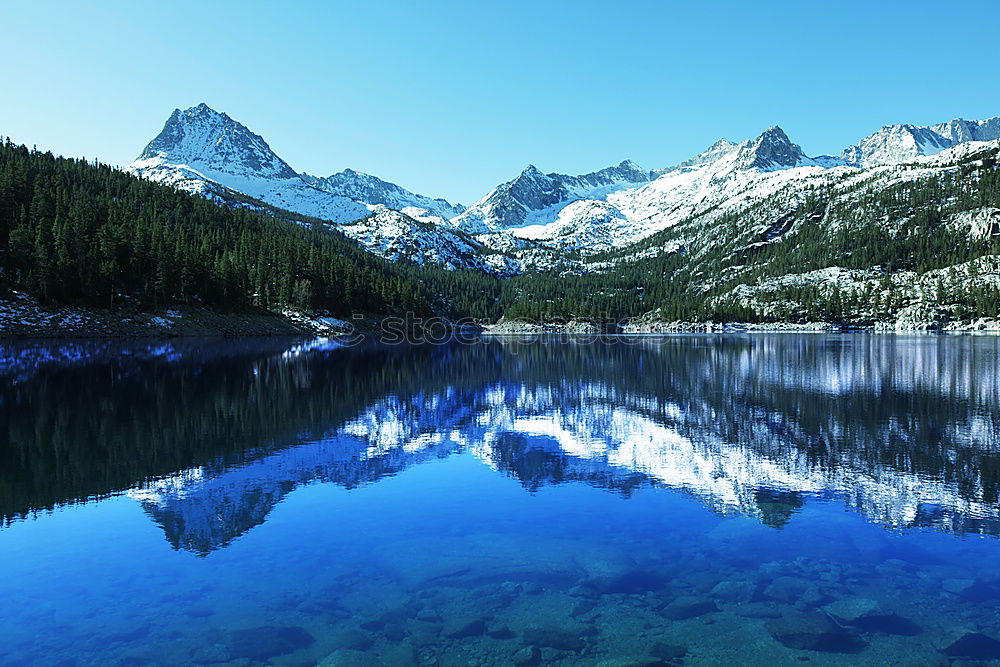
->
3;0;999;205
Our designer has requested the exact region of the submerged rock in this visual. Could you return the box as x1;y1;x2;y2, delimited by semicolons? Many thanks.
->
766;613;866;653
414;608;442;623
595;657;665;667
576;552;663;594
487;621;515;639
659;596;718;620
709;580;756;603
102;624;151;644
735;602;784;619
442;618;486;639
941;578;976;595
821;597;920;636
184;607;215;619
570;600;597;617
329;628;374;651
955;580;1000;602
190;644;230;665
521;625;587;650
650;642;687;661
763;576;821;604
822;597;880;623
942;632;1000;659
512;645;541;666
227;625;315;661
382;623;406;642
319;649;387;667
851;614;921;636
521;582;544;595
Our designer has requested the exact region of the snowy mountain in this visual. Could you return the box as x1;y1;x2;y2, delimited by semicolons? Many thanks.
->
303;168;465;220
126;106;1000;284
841;116;1000;167
451;160;651;234
339;206;519;275
126;104;479;268
538;126;850;250
452;127;855;256
127;104;370;223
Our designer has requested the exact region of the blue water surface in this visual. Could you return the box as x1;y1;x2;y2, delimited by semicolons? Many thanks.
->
3;334;1000;666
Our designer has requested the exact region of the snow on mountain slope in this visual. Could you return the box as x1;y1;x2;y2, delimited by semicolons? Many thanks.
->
303;168;465;220
126;106;1000;275
127;104;500;271
462;127;855;255
338;206;520;274
596;127;853;247
127;104;370;223
511;200;633;251
465;119;998;259
136;103;298;179
841;116;1000;167
451;160;651;234
630;137;1000;326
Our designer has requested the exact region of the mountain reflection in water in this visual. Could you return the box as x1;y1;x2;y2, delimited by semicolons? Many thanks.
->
3;334;1000;554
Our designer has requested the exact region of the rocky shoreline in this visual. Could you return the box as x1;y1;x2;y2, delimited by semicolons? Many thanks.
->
483;318;1000;335
0;293;354;339
6;294;1000;339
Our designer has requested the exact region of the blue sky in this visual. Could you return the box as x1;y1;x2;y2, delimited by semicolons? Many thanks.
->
3;0;999;204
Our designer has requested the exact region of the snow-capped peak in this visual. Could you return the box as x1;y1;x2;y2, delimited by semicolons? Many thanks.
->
136;103;298;180
666;139;738;171
302;168;465;220
126;104;471;263
840;116;1000;167
733;126;807;171
451;160;651;233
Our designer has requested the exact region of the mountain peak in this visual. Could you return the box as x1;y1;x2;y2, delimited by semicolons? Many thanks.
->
670;138;739;170
137;104;298;181
841;115;1000;167
736;125;806;171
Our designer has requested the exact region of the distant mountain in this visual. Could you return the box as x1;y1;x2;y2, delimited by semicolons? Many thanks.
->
451;160;651;234
127;103;369;223
340;206;519;275
303;168;465;220
504;126;847;252
136;103;299;180
127;104;476;267
841;116;1000;167
121;105;1000;328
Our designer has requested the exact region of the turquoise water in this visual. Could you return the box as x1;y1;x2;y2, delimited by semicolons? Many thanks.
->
3;335;1000;666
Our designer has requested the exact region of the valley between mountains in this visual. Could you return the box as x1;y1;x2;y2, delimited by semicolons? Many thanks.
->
4;105;1000;335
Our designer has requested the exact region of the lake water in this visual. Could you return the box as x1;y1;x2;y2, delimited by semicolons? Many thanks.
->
3;334;1000;666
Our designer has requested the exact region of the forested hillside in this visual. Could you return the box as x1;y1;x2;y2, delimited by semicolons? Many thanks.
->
0;140;500;320
503;142;1000;325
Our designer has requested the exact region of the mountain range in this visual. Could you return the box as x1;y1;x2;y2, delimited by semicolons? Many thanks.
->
127;104;1000;274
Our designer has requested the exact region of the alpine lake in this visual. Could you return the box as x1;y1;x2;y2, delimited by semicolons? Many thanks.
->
4;333;1000;666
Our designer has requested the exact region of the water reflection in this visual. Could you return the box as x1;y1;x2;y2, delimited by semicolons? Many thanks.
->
3;335;1000;554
